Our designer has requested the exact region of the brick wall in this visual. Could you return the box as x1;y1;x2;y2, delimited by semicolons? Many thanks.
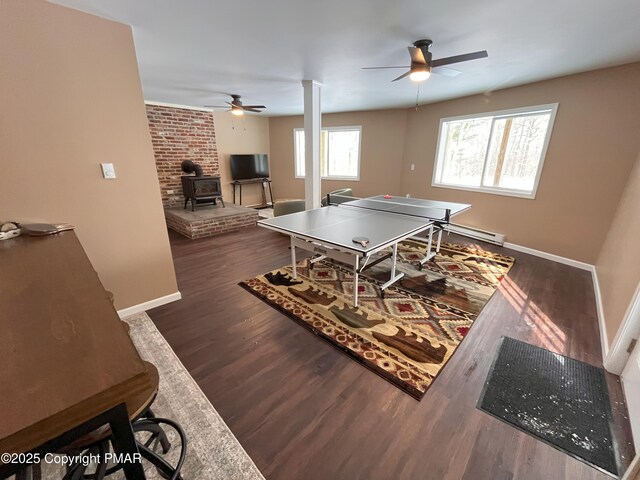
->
146;104;219;207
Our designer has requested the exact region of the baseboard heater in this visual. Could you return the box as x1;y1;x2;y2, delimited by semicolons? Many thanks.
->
445;223;506;246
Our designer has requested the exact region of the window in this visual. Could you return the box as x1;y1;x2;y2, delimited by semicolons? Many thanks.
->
294;126;361;180
432;104;558;198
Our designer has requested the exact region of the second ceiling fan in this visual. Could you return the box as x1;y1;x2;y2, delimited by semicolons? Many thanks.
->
363;39;488;82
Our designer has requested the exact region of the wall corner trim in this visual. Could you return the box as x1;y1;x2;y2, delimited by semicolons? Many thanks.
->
591;267;610;362
117;291;182;318
604;282;640;374
503;241;610;364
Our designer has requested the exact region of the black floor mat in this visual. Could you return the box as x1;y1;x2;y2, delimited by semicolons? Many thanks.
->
478;337;618;476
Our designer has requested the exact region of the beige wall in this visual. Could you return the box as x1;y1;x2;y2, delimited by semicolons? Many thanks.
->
268;64;640;264
401;63;640;264
0;0;178;310
596;153;640;346
269;109;408;200
214;112;271;206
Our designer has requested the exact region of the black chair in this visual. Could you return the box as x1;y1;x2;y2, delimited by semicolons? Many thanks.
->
16;362;187;480
63;361;186;480
321;188;354;206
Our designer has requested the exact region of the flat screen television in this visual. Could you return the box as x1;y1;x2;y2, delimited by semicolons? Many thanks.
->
230;154;269;180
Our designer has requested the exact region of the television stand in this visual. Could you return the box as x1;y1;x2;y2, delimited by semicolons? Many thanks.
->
232;178;274;209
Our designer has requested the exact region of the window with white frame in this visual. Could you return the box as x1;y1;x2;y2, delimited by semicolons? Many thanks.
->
294;126;361;180
432;104;558;198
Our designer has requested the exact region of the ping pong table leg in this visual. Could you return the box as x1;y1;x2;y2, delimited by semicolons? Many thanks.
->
436;227;443;253
417;225;435;270
353;256;359;307
290;237;297;279
390;242;398;279
379;243;405;298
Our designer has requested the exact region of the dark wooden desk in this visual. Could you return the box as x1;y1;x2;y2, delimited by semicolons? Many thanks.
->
232;178;273;208
0;232;150;478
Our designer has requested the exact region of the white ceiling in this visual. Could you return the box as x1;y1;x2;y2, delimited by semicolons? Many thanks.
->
50;0;640;116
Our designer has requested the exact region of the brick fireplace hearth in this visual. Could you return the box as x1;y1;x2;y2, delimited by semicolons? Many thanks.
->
165;204;258;239
146;103;259;238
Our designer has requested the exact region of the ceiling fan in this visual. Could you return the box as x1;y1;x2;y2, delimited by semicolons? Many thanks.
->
205;94;266;115
363;39;488;82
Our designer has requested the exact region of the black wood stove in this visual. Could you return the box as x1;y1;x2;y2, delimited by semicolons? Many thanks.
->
180;160;225;211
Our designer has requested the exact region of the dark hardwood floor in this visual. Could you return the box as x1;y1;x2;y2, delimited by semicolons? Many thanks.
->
149;226;634;480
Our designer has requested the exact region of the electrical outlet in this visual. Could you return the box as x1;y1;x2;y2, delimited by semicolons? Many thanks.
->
100;163;116;179
411;164;415;171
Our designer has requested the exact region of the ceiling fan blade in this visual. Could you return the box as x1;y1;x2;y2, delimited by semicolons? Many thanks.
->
362;66;411;70
243;108;263;113
408;46;426;65
431;66;461;77
431;50;488;67
391;70;413;82
204;105;228;108
242;105;266;109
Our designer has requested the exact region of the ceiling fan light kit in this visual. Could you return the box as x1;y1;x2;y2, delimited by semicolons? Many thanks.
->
204;94;266;115
409;67;431;82
364;38;488;83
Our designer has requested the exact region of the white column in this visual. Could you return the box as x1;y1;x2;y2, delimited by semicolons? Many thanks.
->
302;80;321;210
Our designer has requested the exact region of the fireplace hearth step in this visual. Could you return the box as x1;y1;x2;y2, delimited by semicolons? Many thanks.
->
164;204;258;239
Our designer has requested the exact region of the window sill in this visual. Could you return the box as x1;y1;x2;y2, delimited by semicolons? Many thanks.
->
295;176;360;182
431;182;537;199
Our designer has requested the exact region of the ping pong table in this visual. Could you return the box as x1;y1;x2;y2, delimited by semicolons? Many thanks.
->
257;195;470;306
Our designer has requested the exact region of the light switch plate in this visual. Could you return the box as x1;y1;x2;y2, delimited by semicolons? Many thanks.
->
101;163;116;179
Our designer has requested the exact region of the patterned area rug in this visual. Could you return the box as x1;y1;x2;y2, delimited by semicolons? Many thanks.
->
240;241;515;400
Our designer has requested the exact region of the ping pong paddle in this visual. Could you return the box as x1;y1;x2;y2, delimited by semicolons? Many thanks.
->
22;223;75;236
384;195;393;199
352;236;370;247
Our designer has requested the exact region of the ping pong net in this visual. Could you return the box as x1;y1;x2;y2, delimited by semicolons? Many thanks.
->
325;193;451;224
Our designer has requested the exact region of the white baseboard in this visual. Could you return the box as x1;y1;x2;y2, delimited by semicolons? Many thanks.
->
502;241;611;365
117;292;182;319
591;268;610;360
502;242;593;271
